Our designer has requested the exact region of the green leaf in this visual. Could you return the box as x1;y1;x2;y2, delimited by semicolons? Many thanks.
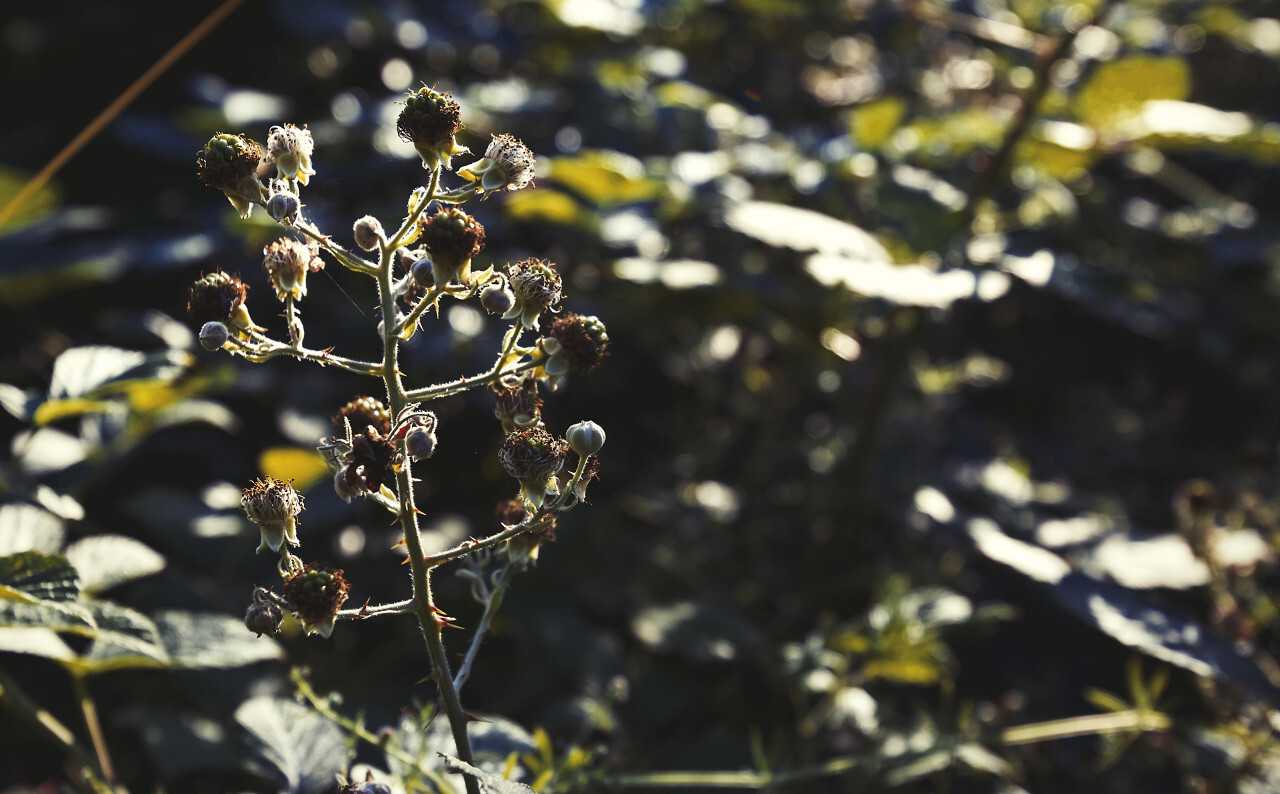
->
546;150;662;207
1075;56;1190;130
73;600;170;675
237;696;350;794
0;551;79;603
0;503;66;555
0;627;78;663
0;599;95;632
47;346;192;403
155;610;284;669
66;535;165;597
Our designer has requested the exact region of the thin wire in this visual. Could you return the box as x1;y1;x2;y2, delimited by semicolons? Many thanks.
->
0;0;250;228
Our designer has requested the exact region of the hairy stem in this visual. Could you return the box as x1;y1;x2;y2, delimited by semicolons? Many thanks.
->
374;174;480;794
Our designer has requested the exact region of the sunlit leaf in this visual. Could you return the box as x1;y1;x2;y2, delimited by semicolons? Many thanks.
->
0;627;77;663
76;600;170;673
503;188;589;226
66;535;166;597
806;255;1011;308
851;96;907;150
259;446;330;493
631;601;762;663
726;201;891;261
546;150;662;206
0;504;65;555
0;599;95;632
0;382;40;422
155;610;284;669
893;109;1011;164
1075;56;1190;130
237;696;350;794
47;346;191;402
0;551;79;603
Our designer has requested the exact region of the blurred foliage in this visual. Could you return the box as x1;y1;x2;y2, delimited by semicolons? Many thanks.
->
4;0;1280;792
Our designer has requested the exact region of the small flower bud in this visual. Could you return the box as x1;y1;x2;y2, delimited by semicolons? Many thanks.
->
199;321;230;351
566;420;606;456
396;86;469;171
244;587;283;637
333;468;360;503
262;237;324;301
499;426;568;508
480;278;515;316
353;216;385;251
266;190;300;224
411;256;435;289
457;133;536;194
266;124;315;186
196;133;267;218
241;478;305;553
282;564;350;638
404;425;436;461
420;208;485;285
504;258;562;330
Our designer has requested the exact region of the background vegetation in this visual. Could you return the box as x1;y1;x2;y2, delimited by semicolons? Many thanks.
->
4;0;1280;791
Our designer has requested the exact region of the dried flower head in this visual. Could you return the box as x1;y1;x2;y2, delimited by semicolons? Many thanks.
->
397;86;469;171
197;133;267;218
266;123;315;185
188;271;262;338
262;237;324;301
504;258;562;330
457;133;536;194
491;375;542;433
499;426;568;507
282;564;349;638
420;208;485;286
241;477;305;553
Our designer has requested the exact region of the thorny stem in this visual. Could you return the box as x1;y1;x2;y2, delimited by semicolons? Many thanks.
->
283;294;303;347
292;219;379;275
404;357;541;403
374;167;480;794
453;562;515;693
425;516;556;569
336;597;418;620
394;284;446;338
226;328;383;375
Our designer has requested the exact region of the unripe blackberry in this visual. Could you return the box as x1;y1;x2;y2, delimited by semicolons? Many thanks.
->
282;564;349;638
420;208;485;285
545;313;609;375
188;272;261;337
334;396;392;436
396;86;469;171
196;133;267;218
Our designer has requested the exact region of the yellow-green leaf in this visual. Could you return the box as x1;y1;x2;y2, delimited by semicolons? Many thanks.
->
259;446;329;492
1075;56;1190;130
851;96;907;150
